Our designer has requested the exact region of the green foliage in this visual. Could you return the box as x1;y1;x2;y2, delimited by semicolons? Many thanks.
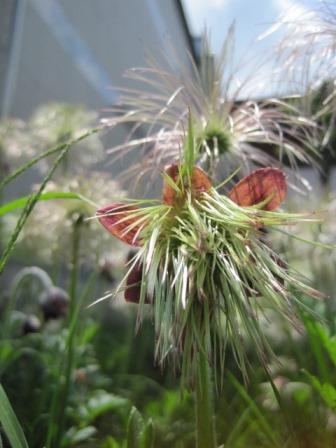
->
0;191;88;217
126;407;144;448
0;384;28;448
126;407;155;448
308;375;336;411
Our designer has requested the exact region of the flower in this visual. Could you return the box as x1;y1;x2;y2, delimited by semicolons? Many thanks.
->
263;1;336;96
103;28;318;190
96;139;322;386
260;1;336;172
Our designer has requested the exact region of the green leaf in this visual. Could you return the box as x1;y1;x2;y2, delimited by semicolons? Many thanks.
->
140;419;155;448
101;437;121;448
0;192;87;217
162;171;181;193
68;426;97;444
0;383;29;448
228;373;282;448
302;318;332;382
306;372;336;411
126;407;144;448
320;383;336;410
183;111;196;177
314;324;336;367
79;391;130;424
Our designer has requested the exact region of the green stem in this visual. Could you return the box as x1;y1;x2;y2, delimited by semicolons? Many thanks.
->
195;351;217;448
68;216;83;321
49;217;82;448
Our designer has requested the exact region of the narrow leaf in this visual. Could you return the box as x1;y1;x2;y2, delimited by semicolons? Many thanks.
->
0;127;100;192
126;407;144;448
0;138;85;275
0;192;87;217
0;383;28;448
163;164;181;205
140;419;155;448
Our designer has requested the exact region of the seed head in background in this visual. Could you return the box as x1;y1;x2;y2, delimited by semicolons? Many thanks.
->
102;26;319;191
262;1;336;96
259;0;336;185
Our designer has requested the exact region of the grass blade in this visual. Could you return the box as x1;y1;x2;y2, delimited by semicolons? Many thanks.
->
0;383;28;448
228;373;281;448
126;407;144;448
0;128;100;192
0;130;100;275
0;192;91;217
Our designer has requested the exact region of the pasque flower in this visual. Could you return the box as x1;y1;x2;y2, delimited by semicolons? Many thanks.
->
263;1;336;96
96;137;322;385
103;28;318;190
261;1;336;185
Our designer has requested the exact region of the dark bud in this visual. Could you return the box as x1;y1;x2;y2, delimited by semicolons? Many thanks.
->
98;257;116;283
125;261;143;303
126;249;138;264
125;261;150;304
22;314;41;335
39;286;69;320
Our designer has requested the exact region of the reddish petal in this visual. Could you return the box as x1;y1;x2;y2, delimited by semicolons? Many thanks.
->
191;166;212;197
96;203;143;246
163;164;212;205
125;261;150;304
163;164;180;206
228;168;287;211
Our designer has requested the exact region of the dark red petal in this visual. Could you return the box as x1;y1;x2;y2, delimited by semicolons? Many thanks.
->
191;166;212;197
163;164;180;206
96;203;143;246
228;168;287;211
163;164;212;205
125;261;149;304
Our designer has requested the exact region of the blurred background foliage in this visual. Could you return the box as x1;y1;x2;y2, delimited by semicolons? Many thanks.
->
0;98;335;447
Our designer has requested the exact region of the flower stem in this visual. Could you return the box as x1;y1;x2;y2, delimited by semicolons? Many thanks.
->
68;215;83;320
51;216;83;448
195;351;217;448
